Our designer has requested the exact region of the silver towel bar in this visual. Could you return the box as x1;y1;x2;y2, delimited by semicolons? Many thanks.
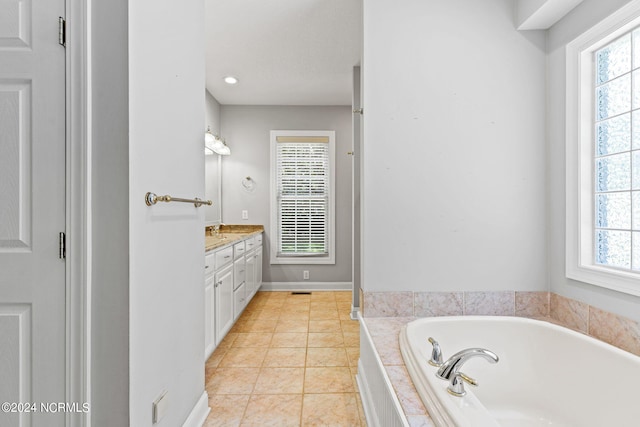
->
145;192;213;208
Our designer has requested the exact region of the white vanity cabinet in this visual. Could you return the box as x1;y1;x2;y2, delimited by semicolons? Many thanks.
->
205;232;263;359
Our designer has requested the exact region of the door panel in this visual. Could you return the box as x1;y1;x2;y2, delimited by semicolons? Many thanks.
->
0;0;32;49
0;0;67;425
0;80;31;250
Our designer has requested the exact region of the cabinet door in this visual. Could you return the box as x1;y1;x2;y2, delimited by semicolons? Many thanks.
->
234;282;246;320
215;263;234;346
255;247;263;290
245;252;256;301
204;275;215;359
234;256;246;290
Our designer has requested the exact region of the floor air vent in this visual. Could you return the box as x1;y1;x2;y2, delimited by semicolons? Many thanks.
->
291;291;312;295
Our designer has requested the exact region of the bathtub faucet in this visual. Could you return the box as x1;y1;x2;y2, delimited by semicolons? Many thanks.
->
427;337;443;367
436;348;499;397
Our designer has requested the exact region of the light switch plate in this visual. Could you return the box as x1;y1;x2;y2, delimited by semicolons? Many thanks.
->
242;210;249;220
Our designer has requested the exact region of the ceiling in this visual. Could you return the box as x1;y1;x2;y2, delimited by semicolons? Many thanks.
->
205;0;362;106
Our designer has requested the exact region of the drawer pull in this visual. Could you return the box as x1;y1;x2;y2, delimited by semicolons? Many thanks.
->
224;255;231;259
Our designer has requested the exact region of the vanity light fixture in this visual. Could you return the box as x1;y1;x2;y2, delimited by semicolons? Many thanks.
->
212;136;231;156
205;127;231;156
223;76;238;85
205;127;216;155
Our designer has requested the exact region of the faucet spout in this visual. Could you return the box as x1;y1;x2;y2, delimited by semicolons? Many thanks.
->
436;348;499;381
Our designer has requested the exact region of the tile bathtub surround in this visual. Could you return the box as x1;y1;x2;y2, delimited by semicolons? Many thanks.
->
414;292;463;317
362;290;640;357
361;316;434;427
362;291;414;317
549;293;589;333
515;291;549;318
363;290;548;318
588;307;640;356
204;290;365;427
464;291;515;316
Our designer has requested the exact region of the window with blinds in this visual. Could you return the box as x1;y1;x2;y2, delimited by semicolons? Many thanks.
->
270;131;335;264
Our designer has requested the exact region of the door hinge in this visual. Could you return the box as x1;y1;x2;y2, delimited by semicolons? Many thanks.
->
59;232;66;259
58;17;66;47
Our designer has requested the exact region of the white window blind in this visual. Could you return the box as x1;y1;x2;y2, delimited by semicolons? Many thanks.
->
276;135;330;256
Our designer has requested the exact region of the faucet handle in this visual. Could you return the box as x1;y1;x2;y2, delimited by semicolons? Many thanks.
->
427;337;443;367
447;371;477;397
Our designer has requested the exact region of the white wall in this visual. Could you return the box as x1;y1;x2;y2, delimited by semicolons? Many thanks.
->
362;0;547;292
220;105;353;285
128;0;206;425
547;0;640;321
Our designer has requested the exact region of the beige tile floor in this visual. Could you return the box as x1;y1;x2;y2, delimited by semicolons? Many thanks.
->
204;291;366;427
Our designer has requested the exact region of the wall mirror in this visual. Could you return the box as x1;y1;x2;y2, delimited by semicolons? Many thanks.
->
204;154;222;225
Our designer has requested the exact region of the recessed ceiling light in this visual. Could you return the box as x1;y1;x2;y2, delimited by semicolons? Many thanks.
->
224;76;238;85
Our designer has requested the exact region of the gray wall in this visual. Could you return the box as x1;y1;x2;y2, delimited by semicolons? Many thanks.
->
220;106;353;285
353;67;362;308
547;0;640;322
362;0;548;292
206;89;221;133
91;0;129;425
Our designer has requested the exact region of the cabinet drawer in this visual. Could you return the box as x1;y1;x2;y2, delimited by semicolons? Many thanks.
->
205;253;216;277
214;246;234;269
255;234;263;246
234;242;245;259
245;237;257;252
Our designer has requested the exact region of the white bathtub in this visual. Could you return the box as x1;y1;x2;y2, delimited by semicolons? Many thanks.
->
400;316;640;427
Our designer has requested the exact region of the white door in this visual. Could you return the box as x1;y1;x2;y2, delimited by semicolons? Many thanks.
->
0;1;67;426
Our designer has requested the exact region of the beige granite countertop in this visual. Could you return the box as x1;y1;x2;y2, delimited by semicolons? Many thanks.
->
205;224;264;252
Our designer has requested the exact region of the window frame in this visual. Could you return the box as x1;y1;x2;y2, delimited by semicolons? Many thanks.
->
269;130;336;265
566;0;640;296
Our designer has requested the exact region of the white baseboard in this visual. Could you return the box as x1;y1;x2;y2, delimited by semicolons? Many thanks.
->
181;391;210;427
350;305;360;320
260;282;352;292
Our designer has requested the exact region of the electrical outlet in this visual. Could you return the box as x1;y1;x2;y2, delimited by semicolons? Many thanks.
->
303;270;309;280
242;210;249;220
